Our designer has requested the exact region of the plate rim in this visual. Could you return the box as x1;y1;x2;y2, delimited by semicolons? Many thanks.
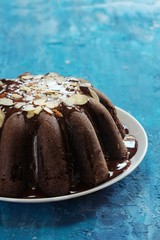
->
0;107;148;203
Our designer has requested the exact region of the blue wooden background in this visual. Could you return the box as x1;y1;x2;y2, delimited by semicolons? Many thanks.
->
0;1;159;239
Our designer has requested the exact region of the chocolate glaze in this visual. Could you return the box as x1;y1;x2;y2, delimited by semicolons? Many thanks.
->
68;134;137;195
0;73;138;198
19;126;137;199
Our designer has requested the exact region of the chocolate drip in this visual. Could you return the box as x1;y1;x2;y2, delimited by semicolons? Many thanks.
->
25;116;39;191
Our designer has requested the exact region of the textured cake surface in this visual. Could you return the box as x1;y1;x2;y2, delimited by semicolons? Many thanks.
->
0;72;135;198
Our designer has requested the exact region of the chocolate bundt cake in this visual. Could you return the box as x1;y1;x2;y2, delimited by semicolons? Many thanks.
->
0;72;136;198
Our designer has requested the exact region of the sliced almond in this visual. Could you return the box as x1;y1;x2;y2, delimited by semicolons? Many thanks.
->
45;101;59;109
62;96;75;106
56;77;66;84
0;93;6;98
33;75;43;80
26;111;35;119
14;102;25;109
78;78;91;87
40;84;47;89
51;93;62;100
34;106;42;115
43;107;53;115
43;72;60;79
34;99;46;106
11;94;22;99
70;83;79;87
20;86;31;92
0;98;14;106
28;82;35;87
66;77;79;83
34;94;41;100
21;74;33;80
23;105;35;111
89;89;99;102
25;95;33;101
53;109;63;118
84;82;91;87
45;90;59;95
41;94;47;100
35;85;47;92
0;109;5;127
0;81;3;86
2;84;7;89
63;94;89;106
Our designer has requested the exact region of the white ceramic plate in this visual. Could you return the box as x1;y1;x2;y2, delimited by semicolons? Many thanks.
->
0;107;148;203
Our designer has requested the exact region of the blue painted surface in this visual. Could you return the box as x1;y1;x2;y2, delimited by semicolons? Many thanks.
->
0;1;159;239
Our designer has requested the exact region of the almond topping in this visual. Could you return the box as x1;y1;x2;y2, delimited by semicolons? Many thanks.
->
20;86;31;92
20;73;33;80
0;93;7;98
70;83;78;87
0;98;14;106
34;99;46;106
23;105;35;111
43;72;60;79
33;75;43;80
63;94;88;106
45;101;59;109
41;94;47;100
26;111;35;119
84;82;91;87
11;94;22;99
89;89;99;102
0;73;95;118
53;109;63;118
43;107;53;115
78;78;91;87
51;94;61;100
14;102;25;109
25;95;33;101
0;109;5;127
34;106;42;115
45;90;59;95
21;76;33;80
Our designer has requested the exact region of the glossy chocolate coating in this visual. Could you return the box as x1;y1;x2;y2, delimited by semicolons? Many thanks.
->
0;73;137;198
